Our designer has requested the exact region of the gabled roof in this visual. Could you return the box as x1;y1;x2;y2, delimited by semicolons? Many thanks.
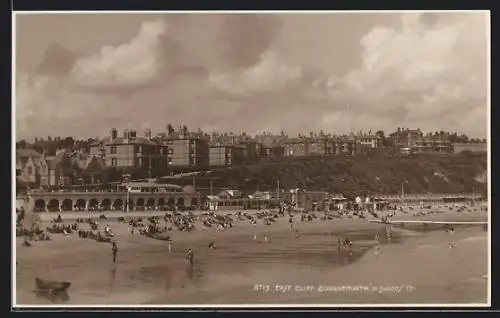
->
45;156;61;170
85;155;107;170
45;156;62;170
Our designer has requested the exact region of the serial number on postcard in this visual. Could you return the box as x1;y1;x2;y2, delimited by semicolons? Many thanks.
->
253;284;416;293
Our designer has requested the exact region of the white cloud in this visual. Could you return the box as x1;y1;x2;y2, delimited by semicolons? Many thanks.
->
71;20;167;88
207;50;302;97
15;73;120;140
319;12;487;137
16;20;169;140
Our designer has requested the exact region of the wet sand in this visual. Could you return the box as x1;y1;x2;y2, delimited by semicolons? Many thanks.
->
15;206;488;306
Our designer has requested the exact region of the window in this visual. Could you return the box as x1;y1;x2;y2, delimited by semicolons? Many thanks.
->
168;148;173;154
111;158;117;167
167;140;173;145
110;146;117;154
28;166;33;175
137;146;142;153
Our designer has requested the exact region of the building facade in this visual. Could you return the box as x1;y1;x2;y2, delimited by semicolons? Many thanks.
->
105;129;167;170
164;136;209;169
209;144;246;167
390;128;424;148
356;134;382;148
283;138;310;156
240;140;263;163
16;149;43;185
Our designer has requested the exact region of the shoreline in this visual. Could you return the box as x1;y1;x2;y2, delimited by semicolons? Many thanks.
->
15;205;488;305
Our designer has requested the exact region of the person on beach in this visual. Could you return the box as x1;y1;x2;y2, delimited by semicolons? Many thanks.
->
264;235;269;243
344;238;352;248
447;227;456;249
23;235;31;247
168;243;172;253
186;248;194;266
111;241;118;263
375;233;379;243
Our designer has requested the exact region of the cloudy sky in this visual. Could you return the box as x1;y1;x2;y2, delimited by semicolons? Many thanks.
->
15;11;489;141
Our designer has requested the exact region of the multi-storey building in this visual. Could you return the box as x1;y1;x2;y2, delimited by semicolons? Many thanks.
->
90;129;167;170
392;130;453;153
283;138;310;156
261;143;285;159
356;132;383;148
240;140;263;163
161;127;209;169
309;137;331;155
389;128;424;148
209;143;246;167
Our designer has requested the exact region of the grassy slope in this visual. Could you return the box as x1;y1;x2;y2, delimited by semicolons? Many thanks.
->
173;150;487;197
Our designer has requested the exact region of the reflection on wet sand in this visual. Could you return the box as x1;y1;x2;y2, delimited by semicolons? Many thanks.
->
109;266;117;292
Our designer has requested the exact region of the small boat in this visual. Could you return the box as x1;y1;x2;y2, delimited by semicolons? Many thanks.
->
35;277;71;292
95;236;112;243
145;232;171;241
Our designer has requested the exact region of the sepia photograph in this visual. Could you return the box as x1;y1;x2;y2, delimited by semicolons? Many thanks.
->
13;10;490;307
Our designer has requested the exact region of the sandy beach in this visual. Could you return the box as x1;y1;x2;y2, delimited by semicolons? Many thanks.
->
15;205;488;306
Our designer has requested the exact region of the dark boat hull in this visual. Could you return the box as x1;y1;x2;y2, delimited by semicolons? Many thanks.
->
35;277;71;292
145;233;170;241
95;237;112;243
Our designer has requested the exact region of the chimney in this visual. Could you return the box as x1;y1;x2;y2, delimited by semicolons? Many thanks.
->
111;128;117;140
123;129;129;144
130;130;137;138
145;128;152;139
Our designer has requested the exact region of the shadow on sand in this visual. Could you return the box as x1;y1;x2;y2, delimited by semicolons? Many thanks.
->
33;290;70;303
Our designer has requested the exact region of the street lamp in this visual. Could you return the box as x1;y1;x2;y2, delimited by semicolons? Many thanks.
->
126;185;130;213
401;180;408;205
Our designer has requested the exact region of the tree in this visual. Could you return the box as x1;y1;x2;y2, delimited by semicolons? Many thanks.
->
167;124;174;135
16;140;27;149
375;130;385;139
60;136;75;149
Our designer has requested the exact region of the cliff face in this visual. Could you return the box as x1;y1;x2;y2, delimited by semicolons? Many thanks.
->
175;152;487;197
